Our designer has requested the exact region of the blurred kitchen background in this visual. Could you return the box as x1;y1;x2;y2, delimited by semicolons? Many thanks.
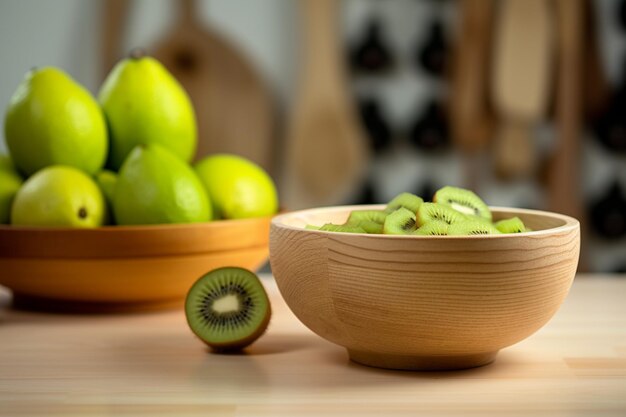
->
0;0;625;273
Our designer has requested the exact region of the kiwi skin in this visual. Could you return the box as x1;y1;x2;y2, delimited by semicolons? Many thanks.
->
185;267;271;352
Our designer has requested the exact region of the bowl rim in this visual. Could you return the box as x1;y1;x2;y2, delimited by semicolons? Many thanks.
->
271;204;579;238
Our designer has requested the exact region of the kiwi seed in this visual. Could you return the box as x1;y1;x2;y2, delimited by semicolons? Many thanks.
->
417;202;467;226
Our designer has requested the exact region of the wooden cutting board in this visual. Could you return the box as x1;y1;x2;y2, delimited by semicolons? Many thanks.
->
284;0;369;209
152;0;275;172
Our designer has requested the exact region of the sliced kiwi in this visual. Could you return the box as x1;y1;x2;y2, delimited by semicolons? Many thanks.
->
305;224;321;230
346;209;387;225
495;216;526;233
383;207;417;235
413;220;450;236
320;223;366;233
448;219;501;236
385;193;424;214
417;202;467;226
356;220;384;234
185;267;271;352
433;186;492;221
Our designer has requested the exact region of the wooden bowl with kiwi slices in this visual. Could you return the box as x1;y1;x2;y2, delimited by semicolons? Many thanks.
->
0;217;271;312
270;188;580;371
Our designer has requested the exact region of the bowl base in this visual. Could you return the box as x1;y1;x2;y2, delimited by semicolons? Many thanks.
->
11;293;183;314
348;349;498;371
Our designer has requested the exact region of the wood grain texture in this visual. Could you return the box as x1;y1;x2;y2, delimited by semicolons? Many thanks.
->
0;276;625;416
0;217;270;311
270;205;580;370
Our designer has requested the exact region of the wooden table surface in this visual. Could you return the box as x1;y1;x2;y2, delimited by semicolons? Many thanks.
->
1;274;625;416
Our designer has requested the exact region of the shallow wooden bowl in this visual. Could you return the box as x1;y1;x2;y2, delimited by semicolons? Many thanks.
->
270;205;580;371
0;217;270;312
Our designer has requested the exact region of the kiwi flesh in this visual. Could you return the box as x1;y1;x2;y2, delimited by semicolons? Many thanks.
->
305;224;321;230
320;224;366;233
413;220;449;236
417;202;467;226
383;208;417;235
385;193;424;214
185;267;271;351
356;220;384;234
346;210;387;225
433;186;492;221
495;216;526;233
448;219;501;236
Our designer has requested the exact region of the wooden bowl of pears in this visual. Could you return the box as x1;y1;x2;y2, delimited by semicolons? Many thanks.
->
270;187;580;371
0;56;278;312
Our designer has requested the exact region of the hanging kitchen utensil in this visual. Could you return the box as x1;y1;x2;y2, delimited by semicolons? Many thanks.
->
589;181;626;239
358;97;393;153
152;0;275;172
415;20;448;77
285;0;369;209
491;0;552;179
349;15;393;74
548;0;584;223
408;100;449;152
449;0;495;190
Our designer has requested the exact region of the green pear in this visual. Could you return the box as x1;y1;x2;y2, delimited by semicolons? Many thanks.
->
113;144;211;225
4;67;108;176
11;165;106;228
99;52;197;170
0;155;23;224
195;154;278;219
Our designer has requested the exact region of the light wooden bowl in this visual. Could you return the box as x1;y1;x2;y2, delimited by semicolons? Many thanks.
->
270;205;580;371
0;217;270;312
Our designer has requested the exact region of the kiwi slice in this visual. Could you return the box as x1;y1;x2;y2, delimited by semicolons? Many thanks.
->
413;220;450;236
383;207;417;235
305;224;321;230
448;219;501;236
385;193;424;214
320;223;366;233
417;202;467;226
495;216;526;233
346;209;387;225
185;267;271;352
433;186;492;221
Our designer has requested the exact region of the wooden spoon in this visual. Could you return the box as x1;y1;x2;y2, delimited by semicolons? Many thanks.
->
284;0;369;209
491;0;552;179
152;0;275;172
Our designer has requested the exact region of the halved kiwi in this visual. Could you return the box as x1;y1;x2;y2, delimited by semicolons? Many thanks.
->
433;186;491;221
385;193;424;214
448;219;501;235
494;216;526;233
417;202;467;226
185;267;271;352
413;220;449;236
383;207;417;235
